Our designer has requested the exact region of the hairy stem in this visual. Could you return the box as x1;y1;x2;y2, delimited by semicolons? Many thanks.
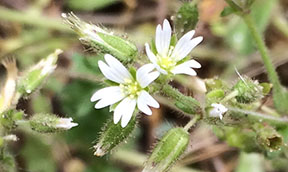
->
183;115;200;131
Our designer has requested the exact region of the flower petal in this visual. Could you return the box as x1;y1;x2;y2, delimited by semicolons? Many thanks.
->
137;94;152;115
145;43;157;64
155;19;171;56
171;65;197;76
136;64;160;88
98;60;123;83
94;87;124;109
172;30;195;59
138;90;159;108
114;97;137;127
185;59;201;68
90;86;122;102
176;59;201;69
145;43;168;74
172;31;203;61
104;54;132;80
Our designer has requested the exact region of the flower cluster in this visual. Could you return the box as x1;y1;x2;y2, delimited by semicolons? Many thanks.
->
90;19;203;127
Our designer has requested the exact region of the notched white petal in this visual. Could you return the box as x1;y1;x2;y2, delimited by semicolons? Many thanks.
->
121;98;137;127
137;95;152;115
137;64;160;88
90;86;121;102
98;60;123;83
104;54;132;80
145;43;157;64
171;66;197;76
139;90;159;108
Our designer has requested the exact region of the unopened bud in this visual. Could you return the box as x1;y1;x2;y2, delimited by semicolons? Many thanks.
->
232;77;263;103
143;128;189;172
17;49;62;96
62;12;137;63
94;116;136;156
29;113;78;133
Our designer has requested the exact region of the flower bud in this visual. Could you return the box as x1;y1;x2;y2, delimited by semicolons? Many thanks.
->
143;128;189;172
17;49;62;96
62;13;137;63
93;116;137;156
29;113;78;133
232;77;263;103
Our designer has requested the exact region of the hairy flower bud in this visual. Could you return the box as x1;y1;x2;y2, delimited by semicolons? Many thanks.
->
62;13;137;63
17;49;62;96
232;77;263;103
94;116;136;156
143;128;189;172
29;113;78;133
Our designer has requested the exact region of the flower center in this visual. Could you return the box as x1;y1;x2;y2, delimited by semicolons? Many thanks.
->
157;46;176;71
120;79;142;99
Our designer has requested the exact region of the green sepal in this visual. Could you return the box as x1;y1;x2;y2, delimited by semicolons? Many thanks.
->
93;115;137;156
29;113;65;133
97;32;138;63
144;128;189;172
232;77;263;103
259;83;272;95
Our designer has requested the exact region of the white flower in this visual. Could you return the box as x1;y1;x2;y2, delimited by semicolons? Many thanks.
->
55;117;78;130
145;19;203;76
91;54;160;127
209;103;228;120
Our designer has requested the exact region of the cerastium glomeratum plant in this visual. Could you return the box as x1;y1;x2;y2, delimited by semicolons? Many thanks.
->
61;1;288;171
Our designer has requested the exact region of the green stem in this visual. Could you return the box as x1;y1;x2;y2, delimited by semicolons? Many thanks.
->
183;115;200;131
242;14;280;89
272;13;288;38
0;6;70;31
221;90;238;103
228;107;288;126
242;13;288;113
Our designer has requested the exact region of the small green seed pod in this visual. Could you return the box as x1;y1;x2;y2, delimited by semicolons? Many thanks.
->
254;124;283;151
17;49;61;96
143;128;189;172
29;113;78;133
94;116;137;156
62;13;137;63
232;77;263;103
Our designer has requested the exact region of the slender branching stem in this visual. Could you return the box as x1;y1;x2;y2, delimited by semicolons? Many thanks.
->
183;115;200;131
